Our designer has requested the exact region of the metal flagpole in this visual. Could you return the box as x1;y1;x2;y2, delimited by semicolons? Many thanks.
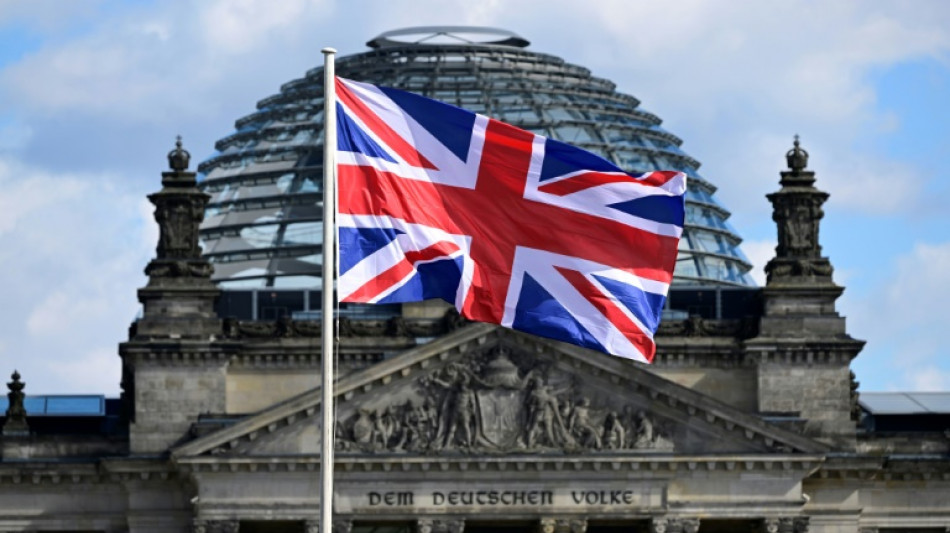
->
320;46;337;533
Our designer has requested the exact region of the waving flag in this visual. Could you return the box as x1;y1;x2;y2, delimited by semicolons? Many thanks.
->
335;77;685;363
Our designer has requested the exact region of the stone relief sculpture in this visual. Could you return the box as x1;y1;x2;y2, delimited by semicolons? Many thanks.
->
336;345;673;453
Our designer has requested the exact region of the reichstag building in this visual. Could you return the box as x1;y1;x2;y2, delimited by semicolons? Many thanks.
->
2;26;948;533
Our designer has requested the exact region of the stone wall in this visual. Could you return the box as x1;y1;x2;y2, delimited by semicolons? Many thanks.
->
126;347;229;453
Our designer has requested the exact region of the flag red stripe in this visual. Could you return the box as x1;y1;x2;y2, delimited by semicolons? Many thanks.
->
555;266;656;362
538;170;681;196
342;241;461;302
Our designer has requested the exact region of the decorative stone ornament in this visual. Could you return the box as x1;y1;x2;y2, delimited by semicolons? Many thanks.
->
417;518;464;533
650;518;700;533
538;518;588;533
786;134;808;172
760;517;809;533
764;136;834;284
130;137;221;341
168;134;191;172
148;137;212;269
3;370;28;436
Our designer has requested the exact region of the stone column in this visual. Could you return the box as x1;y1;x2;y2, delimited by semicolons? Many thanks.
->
651;518;699;533
538;518;588;533
192;519;239;533
417;519;465;533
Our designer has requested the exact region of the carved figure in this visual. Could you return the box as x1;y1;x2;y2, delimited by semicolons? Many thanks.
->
428;364;488;449
352;408;375;447
419;399;438;444
602;411;625;449
394;401;421;451
634;411;655;448
524;376;573;448
567;397;601;449
375;405;398;447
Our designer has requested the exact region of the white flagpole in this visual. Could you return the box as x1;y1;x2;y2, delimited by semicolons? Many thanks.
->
320;46;337;533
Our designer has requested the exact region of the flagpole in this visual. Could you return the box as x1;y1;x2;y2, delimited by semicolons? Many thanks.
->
320;46;337;533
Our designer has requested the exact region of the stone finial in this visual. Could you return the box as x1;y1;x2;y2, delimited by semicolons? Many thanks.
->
4;370;29;435
786;135;809;172
765;135;835;284
168;135;191;172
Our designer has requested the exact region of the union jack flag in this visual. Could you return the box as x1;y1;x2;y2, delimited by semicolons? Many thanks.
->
335;77;685;363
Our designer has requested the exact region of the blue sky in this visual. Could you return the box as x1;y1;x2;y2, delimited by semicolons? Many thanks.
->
0;0;948;394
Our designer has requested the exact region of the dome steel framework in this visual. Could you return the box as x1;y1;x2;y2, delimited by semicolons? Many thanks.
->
197;27;754;289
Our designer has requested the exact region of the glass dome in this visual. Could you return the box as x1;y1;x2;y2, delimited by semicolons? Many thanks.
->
197;27;754;289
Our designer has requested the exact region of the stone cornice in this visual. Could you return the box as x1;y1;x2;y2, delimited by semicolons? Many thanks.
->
810;454;950;481
0;457;178;484
175;454;825;476
652;344;752;368
743;338;865;364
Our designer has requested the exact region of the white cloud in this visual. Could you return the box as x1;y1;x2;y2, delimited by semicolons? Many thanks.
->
0;0;336;121
200;0;327;54
0;157;85;234
906;366;950;392
849;242;950;391
739;238;774;286
0;155;152;395
48;347;122;394
886;242;950;324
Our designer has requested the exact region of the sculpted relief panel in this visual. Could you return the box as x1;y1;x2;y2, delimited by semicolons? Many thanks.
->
336;345;674;454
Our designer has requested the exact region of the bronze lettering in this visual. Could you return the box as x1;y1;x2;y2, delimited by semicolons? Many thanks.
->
371;488;633;508
369;491;413;506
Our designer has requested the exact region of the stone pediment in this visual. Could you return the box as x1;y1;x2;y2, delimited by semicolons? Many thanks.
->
171;323;827;460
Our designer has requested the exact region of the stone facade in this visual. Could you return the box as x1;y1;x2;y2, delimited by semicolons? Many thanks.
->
0;141;948;533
